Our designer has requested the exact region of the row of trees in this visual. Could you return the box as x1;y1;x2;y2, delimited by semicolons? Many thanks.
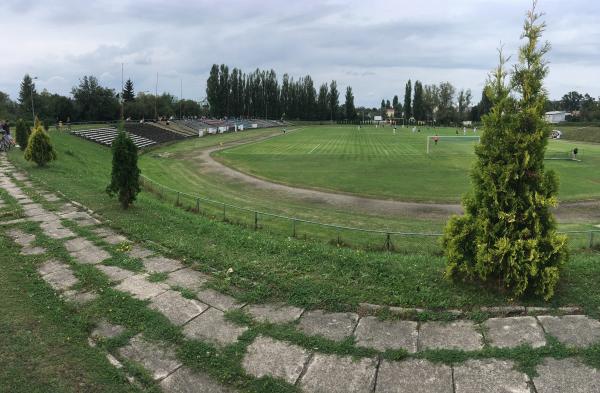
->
381;81;481;125
206;64;357;120
0;75;207;126
546;91;600;121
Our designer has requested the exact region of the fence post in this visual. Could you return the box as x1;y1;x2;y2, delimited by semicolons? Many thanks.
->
292;220;296;237
385;233;391;251
196;198;200;212
254;211;258;230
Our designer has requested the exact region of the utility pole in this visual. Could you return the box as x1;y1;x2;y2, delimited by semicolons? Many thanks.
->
180;78;183;120
31;76;38;123
120;63;124;120
154;72;158;120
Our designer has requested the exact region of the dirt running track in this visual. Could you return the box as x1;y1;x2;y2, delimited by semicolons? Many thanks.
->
197;129;600;222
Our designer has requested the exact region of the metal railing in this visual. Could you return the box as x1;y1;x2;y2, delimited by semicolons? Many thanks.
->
140;175;600;254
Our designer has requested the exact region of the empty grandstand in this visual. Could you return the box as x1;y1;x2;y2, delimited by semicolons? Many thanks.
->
71;127;156;149
71;119;288;148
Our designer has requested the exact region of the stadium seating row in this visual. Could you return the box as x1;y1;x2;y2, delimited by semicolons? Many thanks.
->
71;127;156;149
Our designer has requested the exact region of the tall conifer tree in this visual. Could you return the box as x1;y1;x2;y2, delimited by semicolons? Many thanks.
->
442;3;567;300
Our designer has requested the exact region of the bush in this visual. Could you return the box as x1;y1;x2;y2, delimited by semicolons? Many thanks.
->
106;124;140;209
442;6;568;300
24;119;57;166
15;119;30;151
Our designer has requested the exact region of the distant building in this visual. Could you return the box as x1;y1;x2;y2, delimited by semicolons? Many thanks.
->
544;111;567;124
385;107;395;118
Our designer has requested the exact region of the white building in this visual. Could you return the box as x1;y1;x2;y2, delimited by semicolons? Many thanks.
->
544;111;567;124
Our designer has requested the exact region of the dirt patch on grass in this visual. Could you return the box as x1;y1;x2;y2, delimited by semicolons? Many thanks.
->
190;130;599;222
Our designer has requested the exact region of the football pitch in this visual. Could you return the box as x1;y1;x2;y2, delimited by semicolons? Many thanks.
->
215;125;600;202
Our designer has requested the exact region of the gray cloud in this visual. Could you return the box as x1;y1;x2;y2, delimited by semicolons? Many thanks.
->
1;0;599;107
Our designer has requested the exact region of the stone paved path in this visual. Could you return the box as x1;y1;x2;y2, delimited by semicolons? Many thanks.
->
2;153;600;393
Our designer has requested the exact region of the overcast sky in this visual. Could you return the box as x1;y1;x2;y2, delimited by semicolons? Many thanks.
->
1;0;598;107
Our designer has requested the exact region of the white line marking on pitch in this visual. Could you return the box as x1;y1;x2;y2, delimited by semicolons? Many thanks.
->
308;144;321;154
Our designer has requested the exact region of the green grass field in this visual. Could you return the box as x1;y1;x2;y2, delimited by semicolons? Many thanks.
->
215;125;600;202
6;130;600;317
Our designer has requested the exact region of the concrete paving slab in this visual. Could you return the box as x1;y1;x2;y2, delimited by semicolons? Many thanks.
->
40;264;79;291
242;335;310;384
28;213;59;223
21;245;46;255
91;320;126;340
63;290;98;304
533;358;600;393
165;268;209;291
297;310;359;341
149;290;208;326
102;234;128;245
43;193;60;202
91;227;119;238
376;359;452;393
75;218;100;227
7;228;35;246
537;315;600;347
299;353;377;393
115;274;169;300
40;221;75;239
354;316;418;352
118;334;182;380
70;247;111;265
143;256;184;273
182;308;247;346
453;359;530;393
160;366;235;393
96;264;136;282
419;321;483;351
127;245;155;259
60;211;93;221
64;237;94;252
484;316;546;348
245;303;304;324
196;289;244;311
38;259;66;276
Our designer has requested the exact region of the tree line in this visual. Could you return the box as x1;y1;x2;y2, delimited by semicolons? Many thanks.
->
546;91;600;122
206;64;357;121
0;74;207;126
379;80;493;125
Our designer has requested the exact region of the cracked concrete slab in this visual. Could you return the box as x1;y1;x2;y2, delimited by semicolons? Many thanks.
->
297;310;359;342
242;336;310;384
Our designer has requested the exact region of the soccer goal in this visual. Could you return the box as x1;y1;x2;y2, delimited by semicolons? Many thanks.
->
544;148;583;162
426;135;480;154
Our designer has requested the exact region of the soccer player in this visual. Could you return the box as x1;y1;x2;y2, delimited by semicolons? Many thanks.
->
433;134;439;145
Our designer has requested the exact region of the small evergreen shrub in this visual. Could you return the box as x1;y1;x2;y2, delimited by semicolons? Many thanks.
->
24;119;57;167
442;5;568;300
106;124;140;209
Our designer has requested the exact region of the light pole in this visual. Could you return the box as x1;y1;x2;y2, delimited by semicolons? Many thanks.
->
180;78;183;120
31;76;38;123
154;72;158;120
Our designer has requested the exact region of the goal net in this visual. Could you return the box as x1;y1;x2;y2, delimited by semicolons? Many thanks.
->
427;136;480;155
545;149;583;162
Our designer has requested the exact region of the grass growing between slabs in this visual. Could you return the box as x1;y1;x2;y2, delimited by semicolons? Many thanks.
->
1;216;301;392
6;132;600;318
0;230;140;393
